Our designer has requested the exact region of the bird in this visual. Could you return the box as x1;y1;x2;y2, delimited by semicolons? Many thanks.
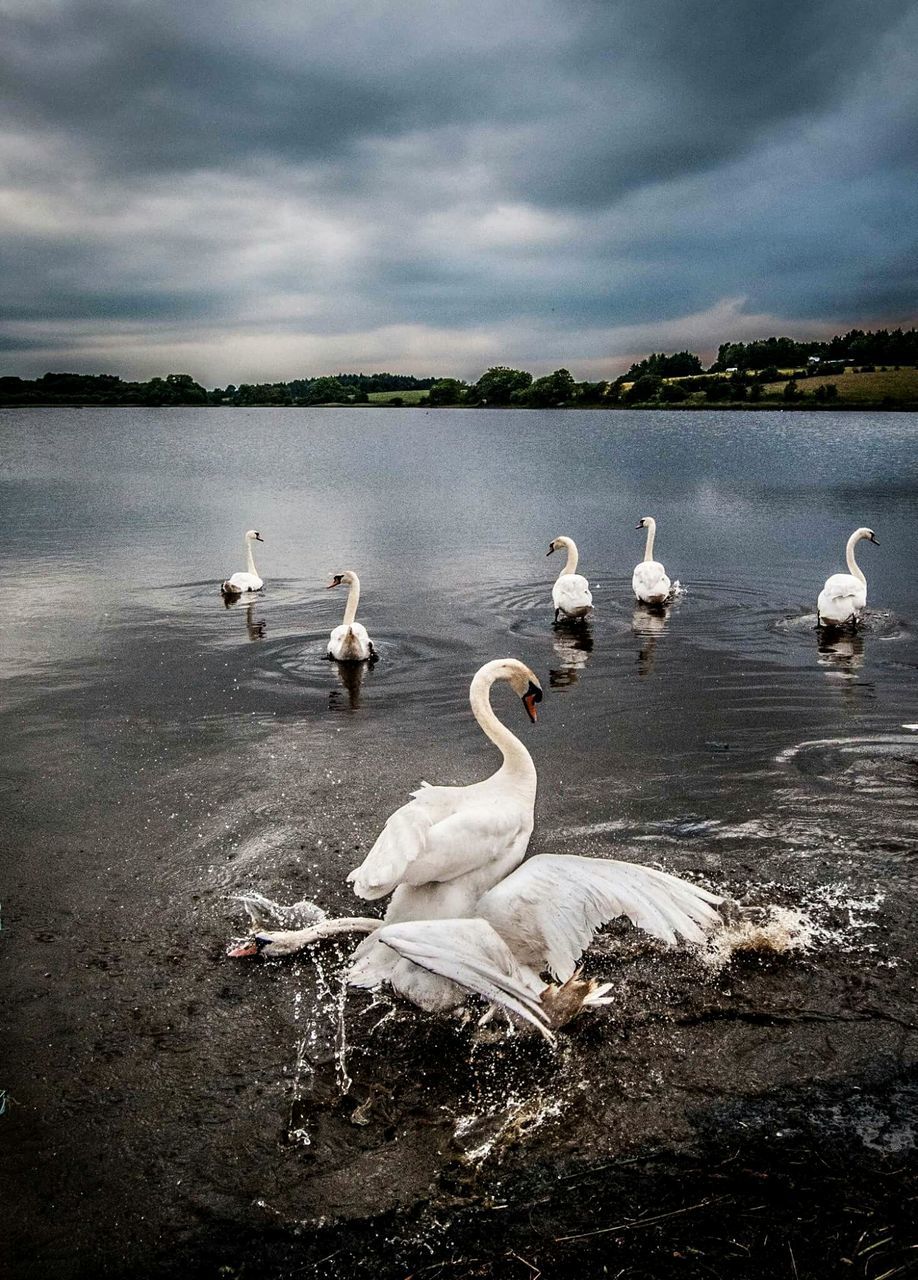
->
816;527;879;627
221;529;264;596
547;536;593;622
632;517;673;606
230;853;722;1041
327;570;376;661
229;661;543;1000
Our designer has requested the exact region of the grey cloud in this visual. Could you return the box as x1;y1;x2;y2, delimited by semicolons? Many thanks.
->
0;0;916;379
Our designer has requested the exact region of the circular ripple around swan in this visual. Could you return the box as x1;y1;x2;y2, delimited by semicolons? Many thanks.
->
248;629;476;715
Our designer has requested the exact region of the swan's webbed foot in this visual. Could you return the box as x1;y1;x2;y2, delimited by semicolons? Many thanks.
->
540;971;615;1029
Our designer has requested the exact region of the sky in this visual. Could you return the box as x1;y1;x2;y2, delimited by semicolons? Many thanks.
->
1;0;917;385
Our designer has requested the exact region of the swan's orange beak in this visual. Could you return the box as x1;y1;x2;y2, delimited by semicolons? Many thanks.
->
522;681;542;723
227;938;259;957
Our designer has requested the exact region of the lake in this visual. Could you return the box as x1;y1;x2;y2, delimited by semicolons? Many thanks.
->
3;406;918;1278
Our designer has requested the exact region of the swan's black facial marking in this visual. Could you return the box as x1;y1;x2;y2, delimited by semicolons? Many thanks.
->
867;530;879;545
636;519;645;529
546;543;556;556
522;679;543;723
254;532;264;542
327;574;344;589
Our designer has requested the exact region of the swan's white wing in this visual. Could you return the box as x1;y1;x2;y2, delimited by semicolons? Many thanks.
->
818;573;866;622
377;918;553;1040
632;561;670;598
478;854;723;982
224;571;263;592
553;574;592;613
348;785;527;899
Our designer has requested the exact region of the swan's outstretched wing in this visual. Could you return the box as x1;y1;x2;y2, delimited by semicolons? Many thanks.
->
377;918;553;1040
478;854;722;982
348;786;529;900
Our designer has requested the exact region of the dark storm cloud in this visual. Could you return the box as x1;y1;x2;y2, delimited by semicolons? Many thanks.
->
0;0;916;379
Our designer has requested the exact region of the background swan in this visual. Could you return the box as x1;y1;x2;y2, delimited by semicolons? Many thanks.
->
817;527;879;627
632;516;673;606
231;854;722;1041
547;536;593;621
220;529;264;596
327;570;376;661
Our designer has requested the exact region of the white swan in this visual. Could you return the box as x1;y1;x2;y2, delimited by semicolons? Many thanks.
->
817;527;879;627
221;529;264;596
547;536;593;621
632;517;672;606
347;658;541;902
327;570;376;662
229;854;722;1041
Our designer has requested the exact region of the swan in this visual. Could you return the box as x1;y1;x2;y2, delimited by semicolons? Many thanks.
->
229;854;722;1041
221;529;264;596
229;658;545;1011
547;536;593;622
327;570;376;662
816;527;879;627
632;517;673;606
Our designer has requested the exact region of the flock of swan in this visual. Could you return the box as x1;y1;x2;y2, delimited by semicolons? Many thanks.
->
222;520;881;1041
221;521;880;630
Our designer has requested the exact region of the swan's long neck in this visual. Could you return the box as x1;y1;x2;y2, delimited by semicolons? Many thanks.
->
845;532;866;586
559;539;579;577
245;539;258;576
642;520;657;563
342;575;361;625
470;670;536;788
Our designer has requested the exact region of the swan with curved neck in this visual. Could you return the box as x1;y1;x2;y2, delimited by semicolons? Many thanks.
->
327;570;376;661
817;527;879;627
547;535;593;621
221;529;264;596
632;516;673;606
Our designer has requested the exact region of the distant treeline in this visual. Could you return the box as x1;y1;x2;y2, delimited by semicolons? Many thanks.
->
1;326;915;407
0;370;435;407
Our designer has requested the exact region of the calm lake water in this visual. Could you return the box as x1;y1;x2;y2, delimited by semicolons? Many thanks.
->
3;406;918;1277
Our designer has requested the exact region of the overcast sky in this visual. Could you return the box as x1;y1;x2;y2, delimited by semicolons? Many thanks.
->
1;0;916;384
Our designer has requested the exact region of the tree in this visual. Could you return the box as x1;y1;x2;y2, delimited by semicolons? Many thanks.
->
471;366;533;405
659;381;688;402
626;351;702;379
782;378;803;401
428;378;468;406
526;368;577;407
625;374;663;403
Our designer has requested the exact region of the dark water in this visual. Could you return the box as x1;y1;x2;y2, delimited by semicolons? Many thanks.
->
2;407;918;1278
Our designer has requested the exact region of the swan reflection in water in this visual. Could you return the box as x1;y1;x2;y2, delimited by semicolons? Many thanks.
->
329;655;369;710
632;604;669;678
549;620;593;688
222;593;266;641
817;626;865;678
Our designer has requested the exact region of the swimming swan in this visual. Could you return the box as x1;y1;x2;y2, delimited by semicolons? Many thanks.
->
221;529;264;596
327;570;376;661
230;854;722;1041
547;536;593;621
632;517;673;606
817;527;879;627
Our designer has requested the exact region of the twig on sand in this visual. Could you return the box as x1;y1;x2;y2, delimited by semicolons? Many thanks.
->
554;1194;730;1243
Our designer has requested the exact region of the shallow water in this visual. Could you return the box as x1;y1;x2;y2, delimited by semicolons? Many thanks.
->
2;406;918;1277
